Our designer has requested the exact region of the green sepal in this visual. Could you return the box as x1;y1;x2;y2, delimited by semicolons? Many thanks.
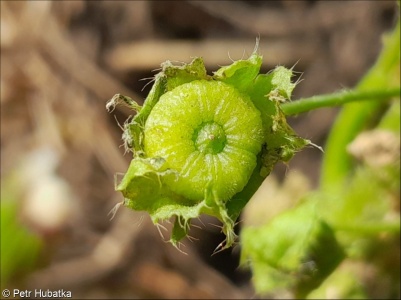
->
123;57;208;155
226;155;265;221
220;60;309;221
117;157;238;248
203;184;236;248
121;74;167;155
268;65;297;100
249;71;310;177
116;157;181;212
137;57;208;125
171;216;189;246
213;52;262;92
162;57;208;91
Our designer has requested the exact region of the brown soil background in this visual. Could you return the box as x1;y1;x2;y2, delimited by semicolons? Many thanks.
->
1;1;399;299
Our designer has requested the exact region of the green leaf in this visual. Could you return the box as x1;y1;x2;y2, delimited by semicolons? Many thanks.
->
241;200;344;296
1;187;42;287
306;261;367;299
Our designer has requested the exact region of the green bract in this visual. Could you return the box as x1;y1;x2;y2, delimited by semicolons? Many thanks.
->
108;48;310;249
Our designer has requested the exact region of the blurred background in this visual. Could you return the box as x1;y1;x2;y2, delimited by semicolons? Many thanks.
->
1;1;399;299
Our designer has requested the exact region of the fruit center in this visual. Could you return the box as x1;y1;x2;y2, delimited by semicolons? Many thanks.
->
194;122;226;154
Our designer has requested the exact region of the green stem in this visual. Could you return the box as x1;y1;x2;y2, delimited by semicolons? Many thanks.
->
320;20;400;189
335;222;400;235
280;88;400;116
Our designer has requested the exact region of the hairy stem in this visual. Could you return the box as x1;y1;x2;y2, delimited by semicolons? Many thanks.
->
281;88;400;116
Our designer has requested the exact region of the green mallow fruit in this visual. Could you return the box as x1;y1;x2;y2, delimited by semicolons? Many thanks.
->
107;47;310;250
144;80;264;202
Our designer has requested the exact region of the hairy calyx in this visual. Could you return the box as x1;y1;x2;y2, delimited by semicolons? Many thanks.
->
108;49;310;250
